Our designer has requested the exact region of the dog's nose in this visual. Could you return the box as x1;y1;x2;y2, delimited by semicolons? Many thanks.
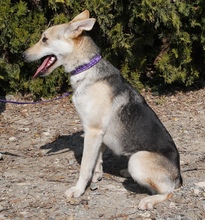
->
22;51;26;59
22;51;28;61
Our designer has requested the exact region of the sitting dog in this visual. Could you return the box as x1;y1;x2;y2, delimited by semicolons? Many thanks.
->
23;10;182;210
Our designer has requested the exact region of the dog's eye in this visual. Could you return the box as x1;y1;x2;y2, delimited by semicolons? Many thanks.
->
42;37;48;42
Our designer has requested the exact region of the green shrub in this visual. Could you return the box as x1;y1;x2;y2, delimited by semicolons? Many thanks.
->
0;0;204;98
0;0;70;98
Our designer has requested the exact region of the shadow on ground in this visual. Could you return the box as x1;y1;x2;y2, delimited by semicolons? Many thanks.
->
40;131;149;195
40;131;84;164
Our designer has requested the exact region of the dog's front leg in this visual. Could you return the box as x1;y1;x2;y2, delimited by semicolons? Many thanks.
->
65;128;103;198
92;143;106;183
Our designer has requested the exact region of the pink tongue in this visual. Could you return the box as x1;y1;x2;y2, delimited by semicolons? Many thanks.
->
33;56;51;78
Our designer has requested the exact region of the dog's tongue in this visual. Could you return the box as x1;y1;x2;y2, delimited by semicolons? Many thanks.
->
33;56;51;78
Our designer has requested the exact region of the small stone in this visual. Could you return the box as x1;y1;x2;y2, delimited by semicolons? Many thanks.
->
69;159;75;165
5;95;14;101
139;212;150;218
180;160;185;165
43;131;50;136
9;136;17;142
195;181;205;188
20;212;28;218
169;202;176;208
0;153;3;160
193;188;200;195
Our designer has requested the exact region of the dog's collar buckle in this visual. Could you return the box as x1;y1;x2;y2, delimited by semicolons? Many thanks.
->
70;54;102;75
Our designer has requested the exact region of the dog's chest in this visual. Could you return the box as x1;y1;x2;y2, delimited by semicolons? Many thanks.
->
72;93;89;118
72;81;113;128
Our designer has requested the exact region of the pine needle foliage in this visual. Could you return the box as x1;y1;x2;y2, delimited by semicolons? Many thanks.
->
0;0;204;97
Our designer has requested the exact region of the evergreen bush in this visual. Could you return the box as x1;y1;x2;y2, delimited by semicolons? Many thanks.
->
0;0;204;98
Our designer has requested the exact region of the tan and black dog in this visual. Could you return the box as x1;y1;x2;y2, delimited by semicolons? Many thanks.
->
23;10;182;210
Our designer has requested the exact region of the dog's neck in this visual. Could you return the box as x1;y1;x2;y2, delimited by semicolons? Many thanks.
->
70;54;102;75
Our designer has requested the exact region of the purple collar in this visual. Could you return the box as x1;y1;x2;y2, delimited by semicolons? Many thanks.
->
70;54;102;75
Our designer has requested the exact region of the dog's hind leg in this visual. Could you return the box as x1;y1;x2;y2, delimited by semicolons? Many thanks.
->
128;151;181;210
65;128;104;198
120;169;131;178
92;143;106;183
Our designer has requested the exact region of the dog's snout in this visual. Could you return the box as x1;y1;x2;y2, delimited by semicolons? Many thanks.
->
22;51;29;62
22;51;26;59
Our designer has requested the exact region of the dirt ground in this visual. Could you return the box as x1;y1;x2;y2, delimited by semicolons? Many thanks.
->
0;88;205;220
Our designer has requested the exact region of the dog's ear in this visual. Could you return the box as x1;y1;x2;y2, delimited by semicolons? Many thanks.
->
64;18;96;39
72;10;90;22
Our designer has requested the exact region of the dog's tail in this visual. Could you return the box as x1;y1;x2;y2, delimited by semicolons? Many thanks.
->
175;173;183;189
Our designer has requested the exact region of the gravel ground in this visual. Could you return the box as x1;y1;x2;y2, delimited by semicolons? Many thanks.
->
0;88;205;220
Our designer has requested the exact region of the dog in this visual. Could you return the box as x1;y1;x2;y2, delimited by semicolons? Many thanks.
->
23;10;182;210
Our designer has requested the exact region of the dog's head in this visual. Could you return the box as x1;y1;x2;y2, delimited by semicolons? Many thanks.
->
23;10;96;78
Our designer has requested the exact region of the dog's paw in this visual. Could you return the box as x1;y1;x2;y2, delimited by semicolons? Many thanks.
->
92;170;103;183
120;169;131;178
64;186;84;198
92;162;103;183
138;196;155;210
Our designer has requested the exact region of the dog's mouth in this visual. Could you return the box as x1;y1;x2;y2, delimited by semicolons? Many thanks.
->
33;55;57;78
